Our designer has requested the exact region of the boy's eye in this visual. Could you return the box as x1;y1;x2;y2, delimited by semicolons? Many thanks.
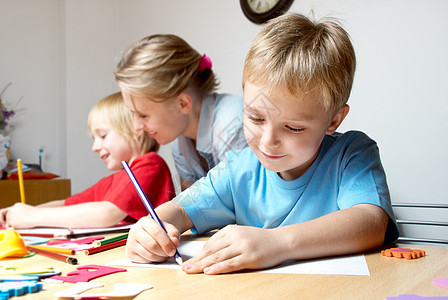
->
285;125;304;133
246;113;264;123
97;132;108;139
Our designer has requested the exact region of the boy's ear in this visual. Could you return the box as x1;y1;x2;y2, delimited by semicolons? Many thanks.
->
326;104;350;134
177;92;193;114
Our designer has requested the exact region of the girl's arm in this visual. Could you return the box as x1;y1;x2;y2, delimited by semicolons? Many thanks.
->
126;200;193;263
182;203;389;275
180;177;195;191
4;201;127;229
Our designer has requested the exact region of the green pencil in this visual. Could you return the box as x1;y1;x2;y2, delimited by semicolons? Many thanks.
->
94;233;128;246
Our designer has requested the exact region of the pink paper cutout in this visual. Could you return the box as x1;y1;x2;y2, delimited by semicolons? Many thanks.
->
50;243;95;251
48;265;126;283
433;277;448;289
391;248;413;252
386;294;448;300
47;236;104;245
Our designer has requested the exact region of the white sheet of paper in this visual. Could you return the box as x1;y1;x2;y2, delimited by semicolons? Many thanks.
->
107;240;370;276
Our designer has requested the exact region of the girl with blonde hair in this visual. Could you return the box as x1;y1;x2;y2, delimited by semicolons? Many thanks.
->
115;34;247;190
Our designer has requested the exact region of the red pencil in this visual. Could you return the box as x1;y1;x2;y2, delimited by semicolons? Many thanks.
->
84;239;127;255
19;232;63;238
26;245;78;265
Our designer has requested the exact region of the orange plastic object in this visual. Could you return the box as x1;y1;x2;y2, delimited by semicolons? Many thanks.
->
0;229;29;259
381;247;425;259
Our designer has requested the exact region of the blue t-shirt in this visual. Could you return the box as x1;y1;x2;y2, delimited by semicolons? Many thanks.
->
171;93;247;182
176;131;399;243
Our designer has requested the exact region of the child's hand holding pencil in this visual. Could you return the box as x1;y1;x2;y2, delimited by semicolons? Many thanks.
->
122;161;184;266
126;215;182;264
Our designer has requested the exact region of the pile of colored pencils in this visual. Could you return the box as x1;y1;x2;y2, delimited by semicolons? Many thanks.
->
84;233;128;255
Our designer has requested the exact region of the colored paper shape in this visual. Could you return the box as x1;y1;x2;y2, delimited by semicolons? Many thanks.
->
47;236;104;245
386;295;448;300
0;266;56;276
433;277;448;289
54;282;153;298
381;248;425;259
0;275;39;281
48;265;126;283
22;236;49;245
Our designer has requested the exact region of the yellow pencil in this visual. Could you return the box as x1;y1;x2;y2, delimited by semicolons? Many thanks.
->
17;159;26;203
28;244;76;255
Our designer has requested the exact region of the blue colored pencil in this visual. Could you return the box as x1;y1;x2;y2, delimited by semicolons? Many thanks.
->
122;161;183;265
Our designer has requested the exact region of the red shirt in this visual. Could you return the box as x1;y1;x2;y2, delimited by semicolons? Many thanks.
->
65;152;175;222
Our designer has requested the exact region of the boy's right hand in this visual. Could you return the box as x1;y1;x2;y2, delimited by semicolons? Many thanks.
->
126;215;181;263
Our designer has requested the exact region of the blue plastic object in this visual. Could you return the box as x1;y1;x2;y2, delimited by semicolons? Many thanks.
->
0;281;43;299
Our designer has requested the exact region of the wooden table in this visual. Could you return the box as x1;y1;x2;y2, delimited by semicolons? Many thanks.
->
5;233;448;300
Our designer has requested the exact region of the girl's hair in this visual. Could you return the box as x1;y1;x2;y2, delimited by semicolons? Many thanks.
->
243;13;356;118
114;34;219;101
88;92;159;154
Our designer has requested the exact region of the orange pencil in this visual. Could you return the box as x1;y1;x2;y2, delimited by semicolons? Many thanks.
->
26;245;77;265
29;244;76;255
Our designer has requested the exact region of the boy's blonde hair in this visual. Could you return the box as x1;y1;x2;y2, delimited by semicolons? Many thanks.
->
243;13;356;117
114;34;218;101
88;92;159;155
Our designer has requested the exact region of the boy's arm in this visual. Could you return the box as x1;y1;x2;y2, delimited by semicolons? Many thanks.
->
182;203;388;275
126;200;193;263
3;201;127;229
278;203;388;260
36;199;65;207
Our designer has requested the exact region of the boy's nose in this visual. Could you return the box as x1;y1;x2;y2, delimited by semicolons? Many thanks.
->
91;140;101;152
260;126;280;149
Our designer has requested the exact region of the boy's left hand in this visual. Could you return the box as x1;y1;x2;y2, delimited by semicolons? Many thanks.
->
181;225;284;275
2;203;37;228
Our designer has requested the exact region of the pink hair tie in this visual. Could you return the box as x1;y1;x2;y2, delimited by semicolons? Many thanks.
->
198;54;212;72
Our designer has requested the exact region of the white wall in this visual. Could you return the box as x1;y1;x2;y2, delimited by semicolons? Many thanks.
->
0;0;66;178
1;0;447;206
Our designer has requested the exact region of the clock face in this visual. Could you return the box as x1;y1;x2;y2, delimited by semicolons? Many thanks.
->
240;0;294;24
247;0;281;14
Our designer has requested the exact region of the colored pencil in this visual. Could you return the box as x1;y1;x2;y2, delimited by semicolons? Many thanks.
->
122;160;183;265
65;226;131;239
94;233;128;247
84;239;127;255
17;159;26;204
26;245;77;265
18;232;66;239
29;245;76;255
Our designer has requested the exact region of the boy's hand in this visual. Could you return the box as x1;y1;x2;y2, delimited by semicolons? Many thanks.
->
1;203;37;228
182;225;284;275
0;207;9;226
126;215;181;263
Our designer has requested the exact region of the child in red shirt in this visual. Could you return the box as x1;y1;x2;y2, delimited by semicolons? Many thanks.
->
0;92;175;228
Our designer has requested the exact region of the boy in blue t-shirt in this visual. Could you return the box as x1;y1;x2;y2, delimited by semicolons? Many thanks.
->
126;13;399;275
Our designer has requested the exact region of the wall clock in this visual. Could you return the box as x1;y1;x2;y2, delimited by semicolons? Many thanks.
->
240;0;294;24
